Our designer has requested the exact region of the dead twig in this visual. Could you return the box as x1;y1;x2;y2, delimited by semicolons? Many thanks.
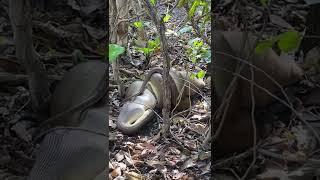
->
213;148;254;169
258;148;320;164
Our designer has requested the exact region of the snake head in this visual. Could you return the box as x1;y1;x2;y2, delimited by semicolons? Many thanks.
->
117;103;154;135
117;88;157;135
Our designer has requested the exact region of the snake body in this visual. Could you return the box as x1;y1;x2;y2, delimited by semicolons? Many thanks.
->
117;68;205;135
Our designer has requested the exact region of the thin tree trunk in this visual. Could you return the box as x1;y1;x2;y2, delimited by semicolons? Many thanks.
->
143;0;171;137
9;0;50;112
109;0;126;97
116;0;129;46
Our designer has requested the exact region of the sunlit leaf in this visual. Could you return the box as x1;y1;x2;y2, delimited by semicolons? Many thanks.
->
163;14;172;23
148;40;156;48
188;38;202;46
150;0;156;6
133;21;143;29
147;38;160;49
193;39;203;47
109;44;125;63
136;47;153;56
188;0;201;19
197;70;206;79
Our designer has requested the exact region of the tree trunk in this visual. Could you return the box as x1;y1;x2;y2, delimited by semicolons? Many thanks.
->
116;0;129;46
143;0;171;137
109;0;129;97
9;0;50;112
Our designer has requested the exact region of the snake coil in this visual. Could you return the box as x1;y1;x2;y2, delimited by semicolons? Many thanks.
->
117;68;206;135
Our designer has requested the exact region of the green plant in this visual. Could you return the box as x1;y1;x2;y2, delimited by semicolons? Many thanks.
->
176;0;211;79
178;0;210;21
135;37;161;57
186;38;210;79
163;14;172;23
187;38;210;63
255;30;301;54
108;44;125;63
133;21;144;29
149;0;156;6
190;69;206;80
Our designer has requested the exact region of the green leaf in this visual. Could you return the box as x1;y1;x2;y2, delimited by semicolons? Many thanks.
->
188;38;202;46
277;30;301;53
188;0;201;19
255;39;275;54
150;0;156;6
133;21;143;29
193;39;203;47
201;1;209;14
187;0;209;18
177;0;187;8
190;73;196;80
191;57;197;63
147;40;156;48
147;38;160;49
203;14;211;23
155;37;160;44
137;47;153;56
163;14;172;23
109;44;125;63
197;70;206;79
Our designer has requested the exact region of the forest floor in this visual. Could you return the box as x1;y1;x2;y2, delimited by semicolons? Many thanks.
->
108;2;211;180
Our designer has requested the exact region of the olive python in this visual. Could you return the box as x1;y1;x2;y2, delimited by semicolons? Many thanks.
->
117;67;206;135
